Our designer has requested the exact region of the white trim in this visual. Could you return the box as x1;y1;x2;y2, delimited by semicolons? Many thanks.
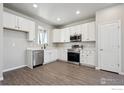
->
119;72;124;75
118;20;122;73
0;76;3;81
3;65;27;72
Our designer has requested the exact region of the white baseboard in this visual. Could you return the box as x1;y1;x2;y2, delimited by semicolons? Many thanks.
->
95;67;100;70
0;76;3;81
3;65;27;72
119;72;124;75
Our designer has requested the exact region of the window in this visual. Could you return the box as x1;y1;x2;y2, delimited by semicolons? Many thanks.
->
38;26;48;45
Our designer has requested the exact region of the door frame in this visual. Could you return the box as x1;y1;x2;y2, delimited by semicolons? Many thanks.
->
97;20;121;73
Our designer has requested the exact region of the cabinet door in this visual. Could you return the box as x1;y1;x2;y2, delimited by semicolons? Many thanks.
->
81;23;89;41
62;49;67;61
75;25;81;35
27;21;35;41
61;28;70;42
70;26;76;35
3;12;18;30
53;29;61;43
65;28;70;42
44;51;50;64
18;17;30;32
88;22;95;41
87;54;95;66
51;50;57;61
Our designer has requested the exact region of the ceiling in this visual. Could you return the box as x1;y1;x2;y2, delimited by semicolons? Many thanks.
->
4;3;119;27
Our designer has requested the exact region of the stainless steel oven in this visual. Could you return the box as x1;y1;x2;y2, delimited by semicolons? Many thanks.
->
67;49;80;65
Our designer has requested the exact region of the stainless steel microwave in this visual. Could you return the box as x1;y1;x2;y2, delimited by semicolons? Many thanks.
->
70;34;82;42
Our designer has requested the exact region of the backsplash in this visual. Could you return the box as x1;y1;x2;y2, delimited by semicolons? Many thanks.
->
55;41;96;50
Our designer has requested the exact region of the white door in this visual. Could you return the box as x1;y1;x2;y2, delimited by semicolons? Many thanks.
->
98;21;121;73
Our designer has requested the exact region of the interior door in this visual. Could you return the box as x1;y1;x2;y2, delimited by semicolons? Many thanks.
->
98;22;120;73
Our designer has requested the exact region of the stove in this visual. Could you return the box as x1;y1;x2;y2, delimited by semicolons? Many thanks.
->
67;46;83;65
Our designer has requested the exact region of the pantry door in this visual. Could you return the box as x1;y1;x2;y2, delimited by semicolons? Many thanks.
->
98;21;121;73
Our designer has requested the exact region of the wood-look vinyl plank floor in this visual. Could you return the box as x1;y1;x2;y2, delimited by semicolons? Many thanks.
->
0;61;124;85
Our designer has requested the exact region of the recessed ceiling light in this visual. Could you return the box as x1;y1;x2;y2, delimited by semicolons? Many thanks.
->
76;10;80;15
33;4;38;8
57;18;61;21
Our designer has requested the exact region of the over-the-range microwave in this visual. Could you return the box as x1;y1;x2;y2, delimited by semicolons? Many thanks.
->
70;34;82;42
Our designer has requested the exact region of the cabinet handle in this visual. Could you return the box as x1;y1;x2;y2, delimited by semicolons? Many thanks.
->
100;49;103;51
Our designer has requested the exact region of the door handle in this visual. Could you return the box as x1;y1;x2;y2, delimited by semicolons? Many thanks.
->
100;49;103;51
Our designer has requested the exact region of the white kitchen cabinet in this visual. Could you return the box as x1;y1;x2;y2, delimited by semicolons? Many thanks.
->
70;25;81;36
81;22;96;41
53;28;70;43
61;28;70;42
81;23;89;41
80;50;96;66
88;22;96;41
3;11;35;41
3;12;18;30
58;48;67;61
18;16;35;32
27;21;35;41
53;29;61;43
44;49;58;64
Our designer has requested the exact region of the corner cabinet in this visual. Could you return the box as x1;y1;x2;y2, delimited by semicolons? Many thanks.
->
3;11;35;41
52;29;61;43
53;28;70;43
44;49;58;64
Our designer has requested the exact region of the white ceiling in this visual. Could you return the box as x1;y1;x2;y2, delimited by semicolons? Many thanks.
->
4;3;119;27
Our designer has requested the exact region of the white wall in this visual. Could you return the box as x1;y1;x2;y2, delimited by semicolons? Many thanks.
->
0;3;3;80
3;29;28;71
96;4;124;73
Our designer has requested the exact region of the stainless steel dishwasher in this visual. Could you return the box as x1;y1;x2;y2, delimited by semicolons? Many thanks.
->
33;50;44;67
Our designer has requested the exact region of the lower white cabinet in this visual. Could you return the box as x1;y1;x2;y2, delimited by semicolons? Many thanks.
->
44;49;58;64
80;49;96;66
58;48;67;61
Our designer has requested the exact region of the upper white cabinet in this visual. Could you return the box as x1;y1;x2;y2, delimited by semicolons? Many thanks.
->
18;16;35;32
3;11;35;41
3;12;18;30
52;21;96;43
61;28;70;42
53;29;61;43
88;22;95;41
70;25;81;35
81;22;96;41
53;28;70;43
